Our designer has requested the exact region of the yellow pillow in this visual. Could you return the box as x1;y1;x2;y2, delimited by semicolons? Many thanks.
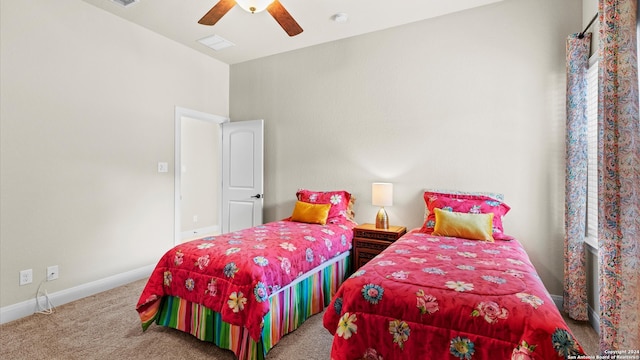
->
290;201;331;225
432;208;494;241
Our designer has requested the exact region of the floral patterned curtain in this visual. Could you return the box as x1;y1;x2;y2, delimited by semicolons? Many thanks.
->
598;0;640;351
564;32;591;322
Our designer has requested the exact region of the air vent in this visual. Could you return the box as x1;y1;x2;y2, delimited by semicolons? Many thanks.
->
110;0;139;8
198;34;236;51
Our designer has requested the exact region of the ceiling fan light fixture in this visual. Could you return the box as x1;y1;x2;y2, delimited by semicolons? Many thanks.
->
235;0;275;13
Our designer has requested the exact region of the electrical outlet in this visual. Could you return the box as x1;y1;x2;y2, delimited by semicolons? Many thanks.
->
47;265;59;281
157;162;168;173
193;215;198;223
19;269;33;286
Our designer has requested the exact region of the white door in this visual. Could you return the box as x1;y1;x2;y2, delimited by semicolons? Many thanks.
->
221;119;264;233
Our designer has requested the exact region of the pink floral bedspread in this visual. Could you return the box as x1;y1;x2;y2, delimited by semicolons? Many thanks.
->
137;220;354;341
323;229;586;359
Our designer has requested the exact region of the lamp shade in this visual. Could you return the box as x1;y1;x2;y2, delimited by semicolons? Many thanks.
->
235;0;274;13
372;183;393;207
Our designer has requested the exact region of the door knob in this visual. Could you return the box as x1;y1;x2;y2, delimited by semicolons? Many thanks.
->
251;194;262;199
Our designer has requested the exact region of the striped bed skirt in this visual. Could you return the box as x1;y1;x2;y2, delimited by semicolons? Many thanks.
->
152;252;350;360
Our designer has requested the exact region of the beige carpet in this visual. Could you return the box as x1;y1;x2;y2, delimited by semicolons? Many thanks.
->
0;279;599;359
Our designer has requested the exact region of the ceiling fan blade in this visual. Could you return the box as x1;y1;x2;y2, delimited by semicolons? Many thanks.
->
267;0;303;37
198;0;236;26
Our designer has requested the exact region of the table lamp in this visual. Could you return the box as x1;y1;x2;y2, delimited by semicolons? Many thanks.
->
372;182;393;229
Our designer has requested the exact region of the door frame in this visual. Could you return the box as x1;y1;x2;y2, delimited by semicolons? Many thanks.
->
174;106;228;246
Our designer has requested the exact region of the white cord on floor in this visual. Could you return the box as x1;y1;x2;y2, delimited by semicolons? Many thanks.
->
35;280;55;315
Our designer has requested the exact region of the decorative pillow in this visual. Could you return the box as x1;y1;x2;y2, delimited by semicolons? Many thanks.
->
290;201;331;225
432;208;494;241
296;189;354;223
423;189;504;221
420;191;513;240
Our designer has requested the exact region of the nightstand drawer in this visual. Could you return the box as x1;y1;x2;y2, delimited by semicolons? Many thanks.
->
353;237;394;269
355;230;398;241
354;237;396;252
351;223;406;271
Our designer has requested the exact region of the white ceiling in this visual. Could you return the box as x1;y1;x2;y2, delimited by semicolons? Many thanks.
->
83;0;504;65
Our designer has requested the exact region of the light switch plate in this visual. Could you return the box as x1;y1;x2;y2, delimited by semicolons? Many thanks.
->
157;162;169;173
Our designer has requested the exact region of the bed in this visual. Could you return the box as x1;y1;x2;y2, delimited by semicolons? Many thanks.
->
136;189;355;360
323;190;586;359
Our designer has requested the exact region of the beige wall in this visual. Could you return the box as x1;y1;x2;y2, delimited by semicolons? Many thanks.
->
230;0;582;296
0;0;229;307
583;0;600;58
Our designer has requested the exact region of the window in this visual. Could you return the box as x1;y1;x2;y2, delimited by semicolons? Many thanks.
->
585;60;598;249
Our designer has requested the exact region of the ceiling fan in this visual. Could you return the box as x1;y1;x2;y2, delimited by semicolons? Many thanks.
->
198;0;303;37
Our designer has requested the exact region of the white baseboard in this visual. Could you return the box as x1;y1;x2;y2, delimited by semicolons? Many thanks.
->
0;264;154;325
551;294;600;335
588;304;600;334
551;294;564;310
181;225;220;241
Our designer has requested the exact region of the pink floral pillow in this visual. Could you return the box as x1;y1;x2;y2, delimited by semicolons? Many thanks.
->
296;189;354;224
420;191;513;240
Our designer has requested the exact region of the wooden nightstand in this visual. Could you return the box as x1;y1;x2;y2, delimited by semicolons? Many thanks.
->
352;223;407;271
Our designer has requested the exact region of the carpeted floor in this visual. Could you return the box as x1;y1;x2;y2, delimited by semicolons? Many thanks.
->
0;279;599;359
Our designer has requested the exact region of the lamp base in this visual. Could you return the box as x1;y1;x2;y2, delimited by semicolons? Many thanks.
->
375;207;389;229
